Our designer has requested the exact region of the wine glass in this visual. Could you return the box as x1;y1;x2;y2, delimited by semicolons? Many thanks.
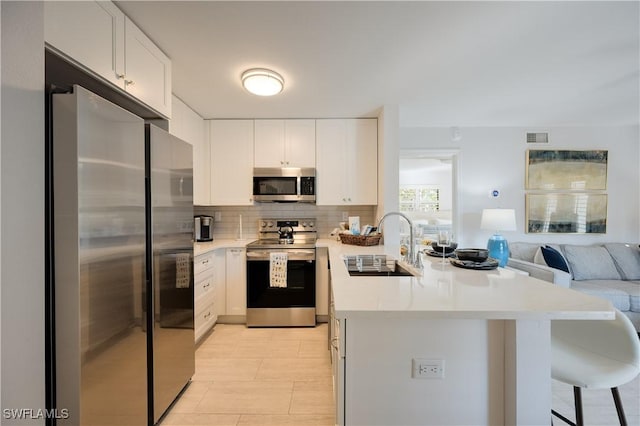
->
437;230;452;264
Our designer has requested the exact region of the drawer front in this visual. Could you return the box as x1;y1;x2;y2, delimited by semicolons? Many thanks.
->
195;299;215;342
195;271;214;300
195;251;215;274
195;288;215;315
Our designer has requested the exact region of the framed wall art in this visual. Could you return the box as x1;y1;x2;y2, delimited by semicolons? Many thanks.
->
525;150;608;190
526;193;607;234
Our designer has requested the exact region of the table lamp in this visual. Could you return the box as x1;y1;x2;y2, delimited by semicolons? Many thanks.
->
480;208;517;267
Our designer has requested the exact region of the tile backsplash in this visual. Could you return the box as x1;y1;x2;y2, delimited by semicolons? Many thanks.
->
194;204;376;240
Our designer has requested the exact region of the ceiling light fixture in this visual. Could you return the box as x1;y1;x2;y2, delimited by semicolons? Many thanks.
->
241;68;284;96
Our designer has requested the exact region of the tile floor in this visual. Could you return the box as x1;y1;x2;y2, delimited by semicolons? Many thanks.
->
161;323;639;426
160;323;334;426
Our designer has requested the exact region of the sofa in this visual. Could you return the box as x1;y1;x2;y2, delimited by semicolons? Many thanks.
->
507;242;640;332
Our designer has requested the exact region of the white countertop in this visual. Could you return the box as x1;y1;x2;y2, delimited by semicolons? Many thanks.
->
194;239;250;256
317;239;614;321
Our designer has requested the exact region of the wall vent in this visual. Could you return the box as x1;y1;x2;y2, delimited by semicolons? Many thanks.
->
526;132;549;144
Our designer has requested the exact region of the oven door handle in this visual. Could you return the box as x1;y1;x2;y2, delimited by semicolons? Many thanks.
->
246;251;270;260
247;250;316;261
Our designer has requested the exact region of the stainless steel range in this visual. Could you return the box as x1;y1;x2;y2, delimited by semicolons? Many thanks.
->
246;219;317;327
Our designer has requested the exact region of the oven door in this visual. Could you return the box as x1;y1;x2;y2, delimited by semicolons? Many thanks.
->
246;249;316;308
246;249;316;326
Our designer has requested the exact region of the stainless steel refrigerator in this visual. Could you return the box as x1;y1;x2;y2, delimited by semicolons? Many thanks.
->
52;85;194;425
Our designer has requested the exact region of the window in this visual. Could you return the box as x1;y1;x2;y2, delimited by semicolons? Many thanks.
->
399;185;440;212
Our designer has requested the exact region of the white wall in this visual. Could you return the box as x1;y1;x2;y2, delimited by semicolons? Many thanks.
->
376;105;404;256
400;126;640;247
1;2;46;423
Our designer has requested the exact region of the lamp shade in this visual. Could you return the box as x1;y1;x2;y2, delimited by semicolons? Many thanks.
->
241;68;284;96
480;209;516;232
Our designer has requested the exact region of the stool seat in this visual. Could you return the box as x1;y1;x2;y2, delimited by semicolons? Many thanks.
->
552;339;640;389
551;309;640;426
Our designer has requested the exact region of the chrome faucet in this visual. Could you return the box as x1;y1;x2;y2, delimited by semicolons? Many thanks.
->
377;212;421;268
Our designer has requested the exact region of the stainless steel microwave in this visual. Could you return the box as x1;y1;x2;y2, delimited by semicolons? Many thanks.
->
253;167;315;203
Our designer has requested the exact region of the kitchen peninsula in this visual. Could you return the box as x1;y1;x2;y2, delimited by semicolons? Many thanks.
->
318;239;614;426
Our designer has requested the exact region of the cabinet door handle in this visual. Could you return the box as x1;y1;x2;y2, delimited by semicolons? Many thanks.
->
202;259;209;264
125;79;134;86
116;74;125;79
204;311;211;319
203;282;210;289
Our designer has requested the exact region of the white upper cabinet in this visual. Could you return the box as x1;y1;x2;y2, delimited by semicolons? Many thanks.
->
45;1;171;118
209;120;255;206
45;1;125;89
124;17;172;118
170;96;209;205
254;120;315;168
316;119;378;205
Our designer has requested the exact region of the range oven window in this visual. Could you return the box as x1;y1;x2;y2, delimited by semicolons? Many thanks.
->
246;252;316;309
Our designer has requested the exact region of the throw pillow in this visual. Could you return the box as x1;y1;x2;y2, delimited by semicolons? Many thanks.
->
540;246;571;274
563;245;621;281
604;243;640;280
510;242;542;263
533;247;546;265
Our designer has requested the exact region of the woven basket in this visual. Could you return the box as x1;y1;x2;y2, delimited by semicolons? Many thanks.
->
339;233;382;246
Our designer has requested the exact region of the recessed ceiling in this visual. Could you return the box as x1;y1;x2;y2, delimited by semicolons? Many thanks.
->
115;1;639;127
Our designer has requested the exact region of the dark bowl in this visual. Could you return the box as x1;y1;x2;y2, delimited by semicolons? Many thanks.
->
455;248;489;262
430;241;458;254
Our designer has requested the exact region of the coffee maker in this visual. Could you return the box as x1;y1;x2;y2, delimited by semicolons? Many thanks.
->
194;216;213;242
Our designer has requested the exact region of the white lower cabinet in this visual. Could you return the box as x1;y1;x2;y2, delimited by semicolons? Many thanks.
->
194;295;215;343
316;247;329;319
212;249;226;318
225;248;247;317
194;248;227;341
330;286;345;426
194;251;216;342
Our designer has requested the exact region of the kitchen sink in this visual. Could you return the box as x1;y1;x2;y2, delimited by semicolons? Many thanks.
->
344;255;415;277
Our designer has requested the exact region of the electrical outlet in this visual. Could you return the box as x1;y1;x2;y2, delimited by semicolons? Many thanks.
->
342;211;349;221
412;358;445;379
214;211;222;221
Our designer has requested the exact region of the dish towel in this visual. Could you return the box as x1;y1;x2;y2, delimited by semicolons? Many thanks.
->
175;253;191;288
270;252;288;288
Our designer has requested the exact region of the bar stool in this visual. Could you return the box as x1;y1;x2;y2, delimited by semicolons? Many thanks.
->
551;309;640;426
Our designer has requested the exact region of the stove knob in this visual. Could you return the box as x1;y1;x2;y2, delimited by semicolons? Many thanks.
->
261;221;267;227
302;222;308;227
267;221;274;228
309;221;314;227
